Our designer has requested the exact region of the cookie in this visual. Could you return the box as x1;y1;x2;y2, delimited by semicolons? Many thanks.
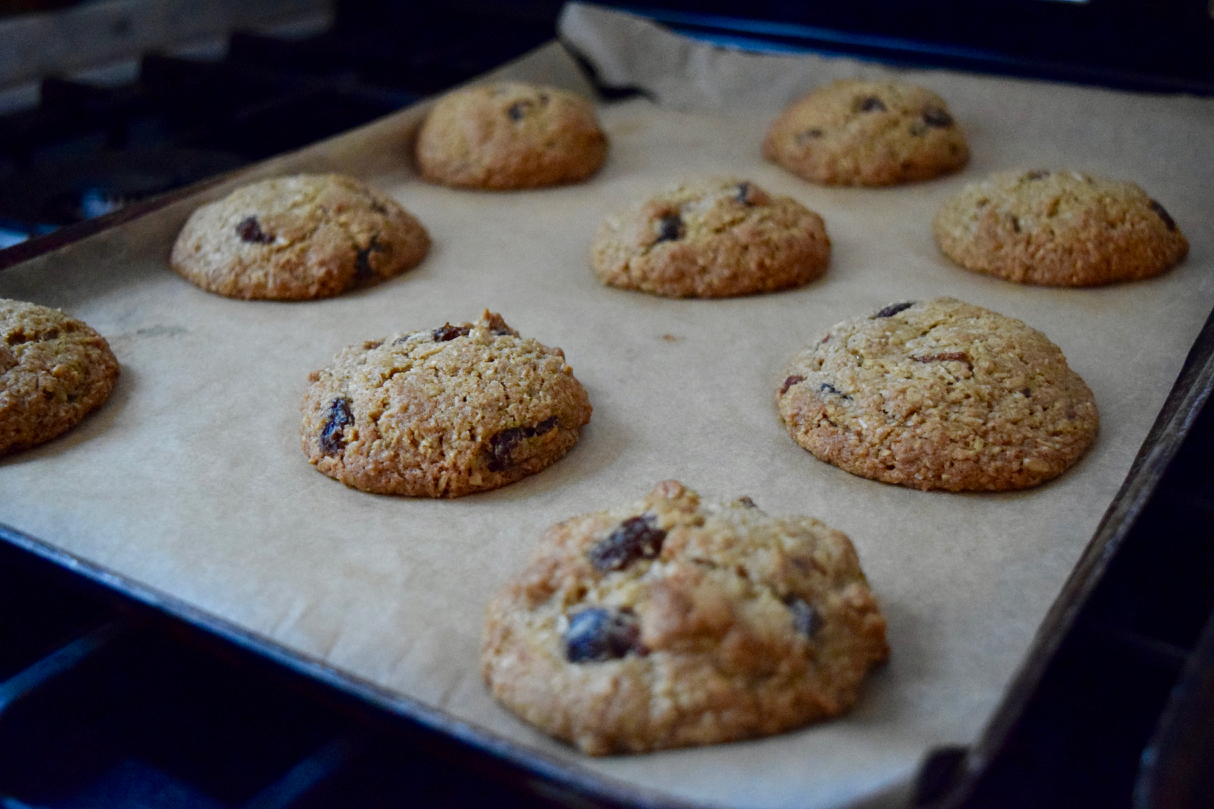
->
415;82;608;190
170;174;430;300
777;298;1098;491
590;179;830;298
763;79;968;186
932;169;1189;286
482;480;888;755
1;299;119;456
300;311;591;498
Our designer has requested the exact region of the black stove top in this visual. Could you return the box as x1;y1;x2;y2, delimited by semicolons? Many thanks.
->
0;3;563;246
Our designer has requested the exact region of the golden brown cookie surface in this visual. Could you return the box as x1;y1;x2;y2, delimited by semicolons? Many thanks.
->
1;299;119;456
170;174;429;300
482;480;888;755
932;169;1188;286
590;179;830;298
763;79;968;186
415;82;607;190
300;311;591;497
777;298;1099;491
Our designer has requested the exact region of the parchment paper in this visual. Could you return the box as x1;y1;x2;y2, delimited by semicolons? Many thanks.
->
3;5;1214;807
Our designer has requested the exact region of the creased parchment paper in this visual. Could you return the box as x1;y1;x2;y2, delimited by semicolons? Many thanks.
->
3;5;1213;807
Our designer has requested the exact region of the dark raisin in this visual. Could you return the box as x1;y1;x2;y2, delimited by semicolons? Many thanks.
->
355;235;384;280
564;608;641;663
654;214;683;244
507;101;532;121
858;96;886;113
536;415;559;433
738;496;757;508
819;383;850;399
734;182;753;205
236;216;274;244
785;597;822;637
319;398;354;455
922;106;953;128
1022;388;1032;397
912;351;972;369
486;416;559;472
488;428;525;471
1148;200;1177;232
1025;170;1050;181
368;199;389;215
872;301;914;319
432;323;471;342
587;514;666;572
780;375;805;395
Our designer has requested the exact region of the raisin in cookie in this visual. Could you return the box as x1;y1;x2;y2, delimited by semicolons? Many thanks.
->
170;174;430;300
777;298;1098;492
763;79;968;186
415;82;608;190
590;179;830;298
301;311;591;497
1;299;119;456
482;480;888;755
932;169;1189;286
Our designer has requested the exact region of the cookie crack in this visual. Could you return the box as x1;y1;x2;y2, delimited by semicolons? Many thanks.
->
679;550;799;608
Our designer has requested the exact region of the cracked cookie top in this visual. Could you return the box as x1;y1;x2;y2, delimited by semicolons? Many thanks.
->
590;178;830;298
1;298;119;456
300;311;592;498
415;82;608;190
763;79;968;186
481;480;888;755
777;297;1099;491
932;169;1189;286
170;174;430;300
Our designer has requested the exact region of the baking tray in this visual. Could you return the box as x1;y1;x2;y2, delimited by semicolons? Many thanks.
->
3;7;1214;807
